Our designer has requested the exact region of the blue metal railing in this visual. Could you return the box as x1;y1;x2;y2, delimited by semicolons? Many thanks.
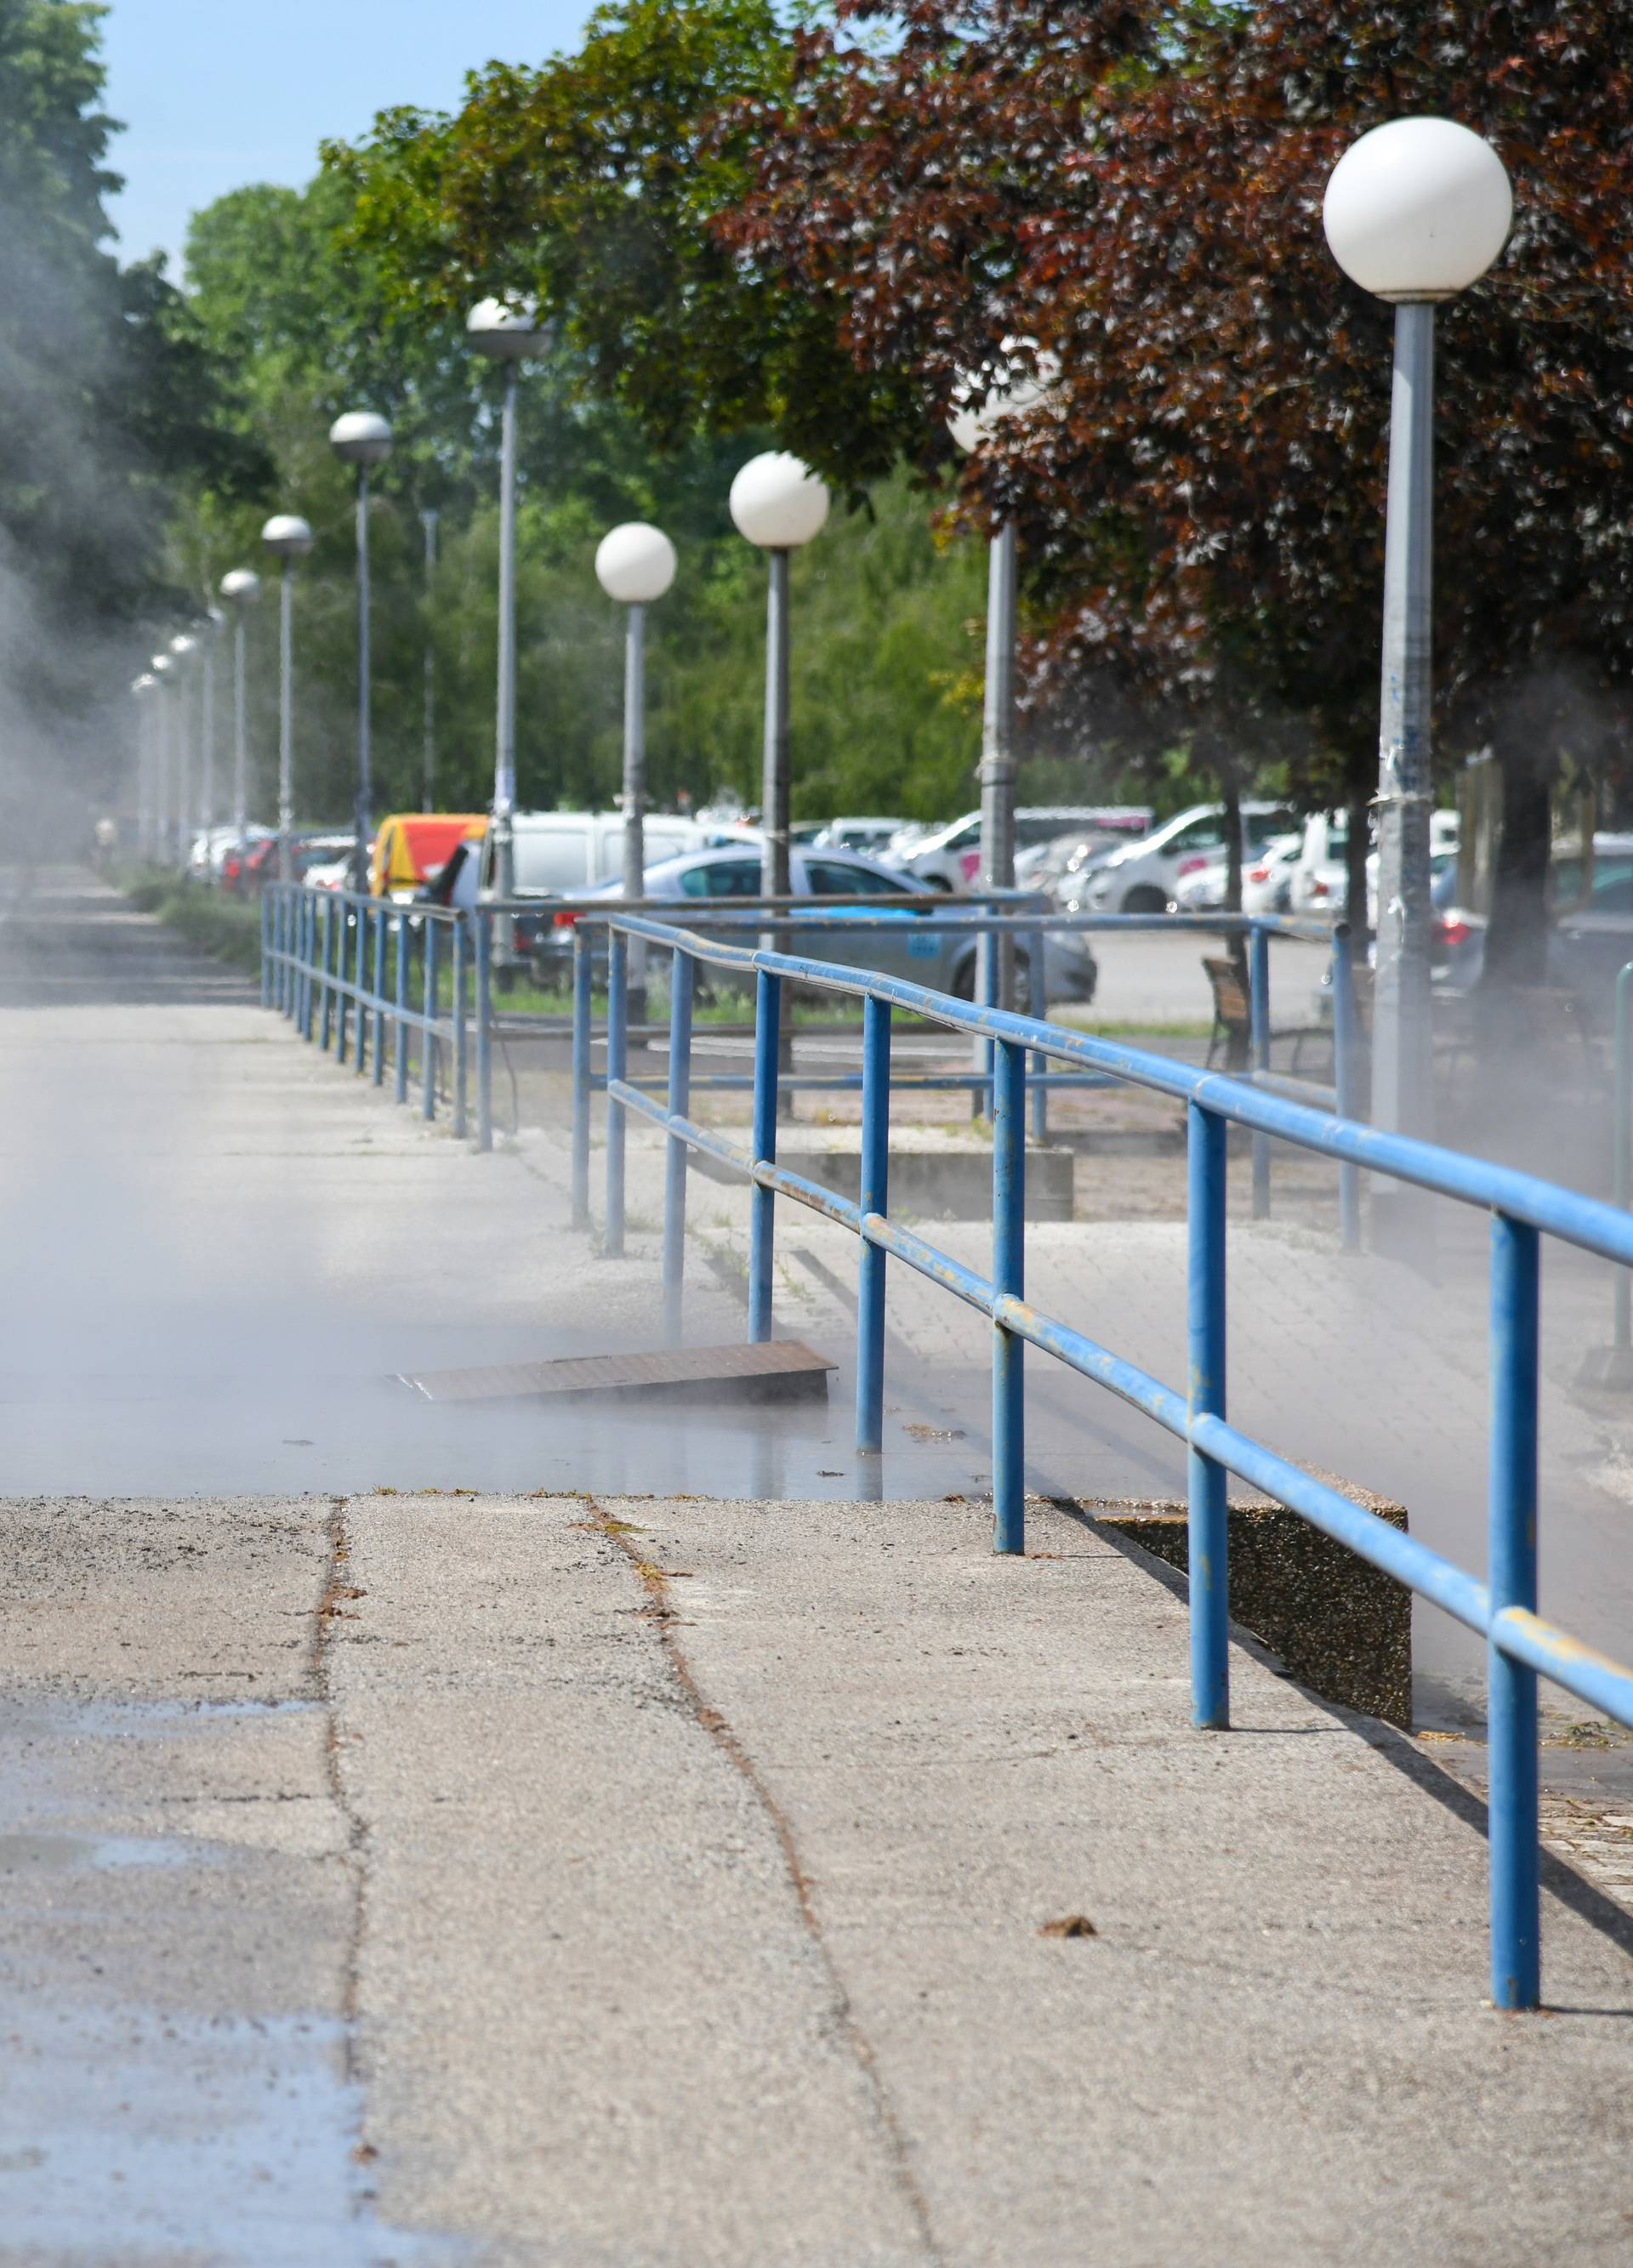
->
576;907;1633;2014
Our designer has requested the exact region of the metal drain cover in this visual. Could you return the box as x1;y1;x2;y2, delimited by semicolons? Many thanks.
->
395;1339;836;1407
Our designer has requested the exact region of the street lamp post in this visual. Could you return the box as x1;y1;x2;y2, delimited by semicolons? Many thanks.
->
132;674;157;857
727;452;830;901
219;568;262;845
330;412;395;890
596;520;678;1018
1323;118;1511;1147
200;606;226;853
261;515;316;880
149;652;175;864
948;342;1059;1010
168;634;199;868
468;298;553;958
420;508;439;812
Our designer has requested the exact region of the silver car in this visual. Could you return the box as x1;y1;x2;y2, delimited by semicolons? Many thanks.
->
546;844;1098;1009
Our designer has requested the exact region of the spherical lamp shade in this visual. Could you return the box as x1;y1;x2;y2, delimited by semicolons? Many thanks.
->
329;410;394;467
132;674;155;694
947;339;1062;455
467;296;552;361
261;514;315;560
1323;118;1512;303
595;522;677;605
220;567;262;608
169;634;198;662
728;452;830;550
151;654;174;678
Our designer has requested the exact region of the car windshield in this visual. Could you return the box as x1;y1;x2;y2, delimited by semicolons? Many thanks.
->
805;860;910;896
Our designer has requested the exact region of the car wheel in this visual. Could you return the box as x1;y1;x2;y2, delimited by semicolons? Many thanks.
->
950;956;1034;1014
1124;884;1168;914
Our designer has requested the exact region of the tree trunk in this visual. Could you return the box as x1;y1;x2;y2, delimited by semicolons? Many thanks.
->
1481;734;1553;992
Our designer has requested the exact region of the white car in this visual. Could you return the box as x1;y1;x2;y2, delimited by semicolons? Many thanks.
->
1291;808;1458;918
480;810;719;901
1169;833;1302;916
1085;802;1297;915
894;805;1153;892
809;816;908;856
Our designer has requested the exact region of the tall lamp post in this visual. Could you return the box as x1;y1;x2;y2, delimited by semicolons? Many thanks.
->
168;634;199;868
330;412;394;889
727;452;829;901
1323;118;1511;1146
596;520;678;1017
132;674;157;857
468;298;552;955
200;605;226;851
149;652;175;864
219;568;262;846
948;341;1059;1009
420;507;439;812
261;514;316;880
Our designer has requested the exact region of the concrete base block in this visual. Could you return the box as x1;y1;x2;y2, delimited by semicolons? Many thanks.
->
1090;1481;1411;1728
1575;1341;1633;1394
692;1137;1075;1221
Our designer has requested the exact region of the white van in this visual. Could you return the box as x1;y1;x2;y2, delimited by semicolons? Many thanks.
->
481;810;715;898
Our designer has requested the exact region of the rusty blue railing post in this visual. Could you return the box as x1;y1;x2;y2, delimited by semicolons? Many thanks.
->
1334;923;1362;1252
1188;1097;1230;1728
301;892;316;1038
1249;920;1272;1219
993;1034;1027;1553
372;905;388;1086
1029;918;1049;1143
975;917;998;1120
336;901;350;1066
662;946;694;1344
420;917;438;1121
475;910;493;1153
452;914;469;1138
856;993;890;1451
605;928;629;1256
259;888;272;1007
1489;1209;1542;2009
571;926;593;1230
394;910;410;1105
352;896;368;1077
1614;963;1633;1356
748;968;782;1343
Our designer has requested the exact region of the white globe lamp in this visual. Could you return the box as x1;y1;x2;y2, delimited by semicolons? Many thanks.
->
261;514;314;560
220;567;261;608
467;296;552;361
1324;117;1511;303
596;522;678;605
328;410;394;466
947;338;1062;455
729;452;829;551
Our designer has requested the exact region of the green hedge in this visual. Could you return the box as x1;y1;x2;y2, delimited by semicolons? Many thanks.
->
121;871;264;975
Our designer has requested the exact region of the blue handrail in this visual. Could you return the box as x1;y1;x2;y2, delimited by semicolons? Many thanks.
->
578;907;1633;2014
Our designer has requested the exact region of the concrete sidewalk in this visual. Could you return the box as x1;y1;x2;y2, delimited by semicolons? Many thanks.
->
4;1486;1633;2264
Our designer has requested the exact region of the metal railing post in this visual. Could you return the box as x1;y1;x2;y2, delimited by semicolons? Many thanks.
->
1334;923;1362;1252
606;929;629;1257
475;912;494;1153
301;893;316;1038
1249;921;1272;1219
993;1034;1027;1553
662;947;694;1344
572;927;593;1230
1489;1210;1541;2010
352;897;368;1077
452;914;469;1138
856;993;890;1453
1187;1099;1230;1729
372;906;388;1086
336;902;350;1066
259;888;272;1008
421;918;437;1121
974;919;998;1120
748;969;781;1342
1029;919;1049;1143
1614;963;1633;1353
395;911;410;1104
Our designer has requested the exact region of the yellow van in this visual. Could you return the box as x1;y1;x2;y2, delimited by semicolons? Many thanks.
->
371;813;487;901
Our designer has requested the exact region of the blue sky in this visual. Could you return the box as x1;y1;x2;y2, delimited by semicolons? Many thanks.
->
102;2;600;279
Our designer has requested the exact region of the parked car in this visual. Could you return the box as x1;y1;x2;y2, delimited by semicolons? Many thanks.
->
808;816;907;856
1291;808;1459;918
892;805;1153;892
480;809;719;903
372;813;487;901
1169;833;1303;916
241;832;356;889
1084;802;1297;915
538;844;1098;1009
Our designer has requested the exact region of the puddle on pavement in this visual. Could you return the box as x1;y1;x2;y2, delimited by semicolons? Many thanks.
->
0;2008;450;2267
0;1830;223;1873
